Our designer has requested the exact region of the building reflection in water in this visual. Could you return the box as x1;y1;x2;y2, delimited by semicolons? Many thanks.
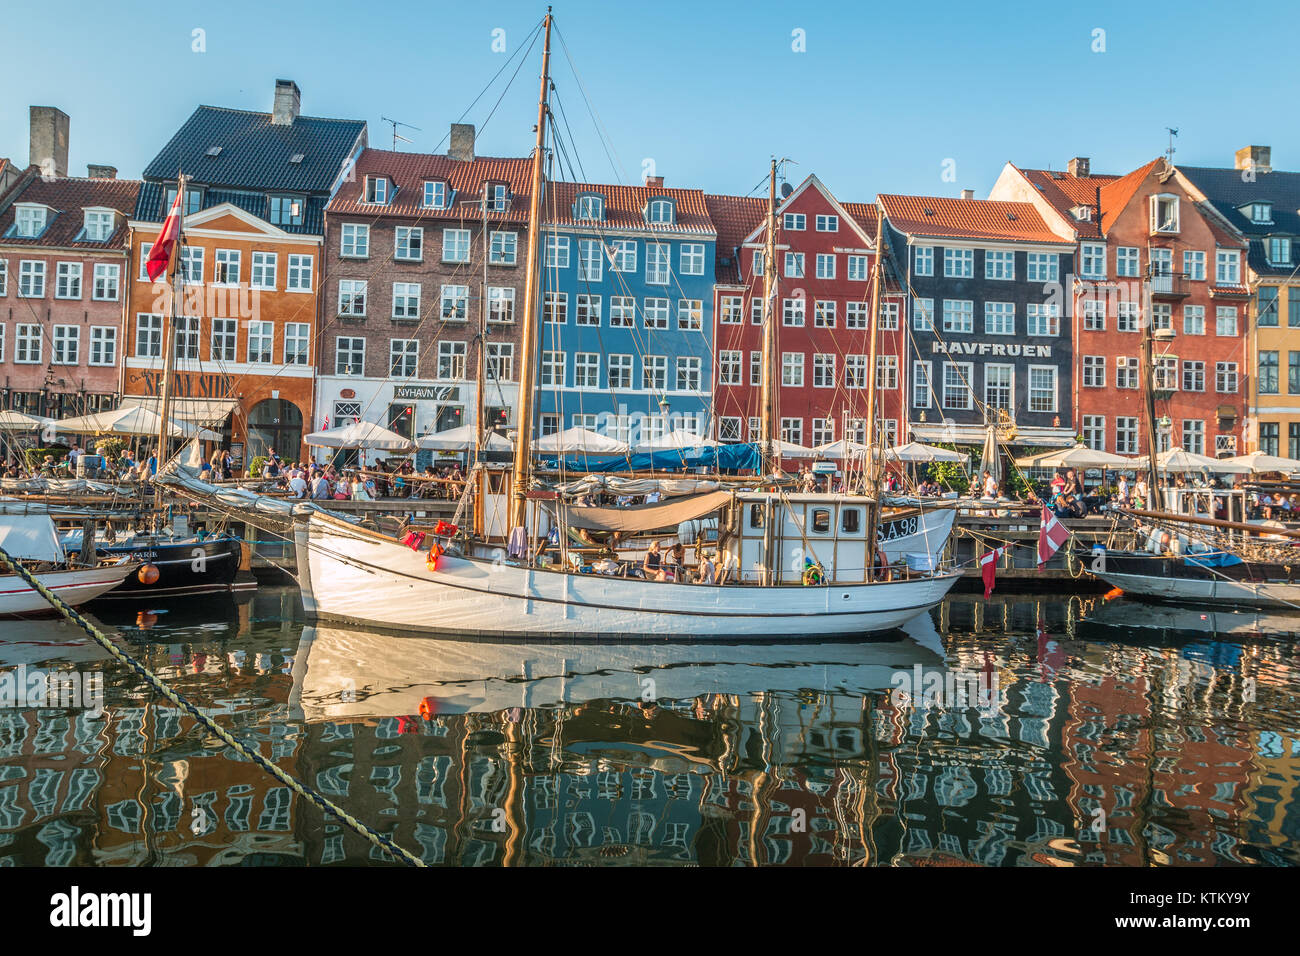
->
0;588;1296;866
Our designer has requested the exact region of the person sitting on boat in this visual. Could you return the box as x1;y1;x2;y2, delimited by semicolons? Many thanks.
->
696;550;717;584
643;541;664;581
592;551;621;576
664;542;686;582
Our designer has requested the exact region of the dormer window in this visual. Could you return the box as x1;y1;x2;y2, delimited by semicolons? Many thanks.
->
485;183;509;212
1150;194;1180;234
80;208;116;241
364;176;389;204
1268;237;1292;266
268;195;303;226
423;181;448;209
1247;202;1273;224
163;186;202;217
575;194;604;222
1071;205;1093;222
11;205;49;238
646;198;674;224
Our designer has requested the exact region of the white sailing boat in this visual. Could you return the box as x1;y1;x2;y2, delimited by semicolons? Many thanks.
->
284;13;957;639
0;509;137;616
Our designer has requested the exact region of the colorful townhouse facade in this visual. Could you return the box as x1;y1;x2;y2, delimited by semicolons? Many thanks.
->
878;193;1078;448
990;156;1250;457
319;129;531;458
1180;146;1300;458
0;168;138;422
707;175;904;450
124;80;366;464
535;179;716;444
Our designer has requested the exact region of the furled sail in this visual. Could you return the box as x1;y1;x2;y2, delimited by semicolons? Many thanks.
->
555;490;733;533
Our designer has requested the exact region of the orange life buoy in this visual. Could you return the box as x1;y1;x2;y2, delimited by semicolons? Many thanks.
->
426;543;442;571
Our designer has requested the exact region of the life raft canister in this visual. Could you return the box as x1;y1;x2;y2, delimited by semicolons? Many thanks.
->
426;542;443;571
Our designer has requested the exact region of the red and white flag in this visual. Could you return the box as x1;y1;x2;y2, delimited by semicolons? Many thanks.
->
979;546;1005;600
145;188;184;282
1037;507;1070;568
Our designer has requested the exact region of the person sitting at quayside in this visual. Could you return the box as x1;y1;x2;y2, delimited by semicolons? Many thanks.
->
643;541;664;581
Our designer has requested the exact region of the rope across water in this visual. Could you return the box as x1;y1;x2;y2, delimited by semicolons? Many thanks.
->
0;544;426;868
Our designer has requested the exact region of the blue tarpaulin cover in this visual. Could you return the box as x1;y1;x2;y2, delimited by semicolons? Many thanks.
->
1184;551;1244;569
540;443;761;474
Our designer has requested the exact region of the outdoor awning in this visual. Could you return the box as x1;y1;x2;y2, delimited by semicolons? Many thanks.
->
131;396;237;425
908;423;1077;448
555;490;733;533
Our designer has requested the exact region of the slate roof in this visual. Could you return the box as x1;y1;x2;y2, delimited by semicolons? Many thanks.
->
878;194;1067;244
134;105;366;231
327;148;534;222
704;193;766;283
546;181;716;236
0;175;141;250
1180;164;1300;277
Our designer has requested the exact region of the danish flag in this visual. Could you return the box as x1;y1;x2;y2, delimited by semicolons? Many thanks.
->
979;546;1005;600
145;188;184;282
1037;507;1070;568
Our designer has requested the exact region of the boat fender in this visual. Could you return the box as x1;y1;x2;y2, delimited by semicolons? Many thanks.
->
418;697;437;720
426;543;443;572
138;564;160;585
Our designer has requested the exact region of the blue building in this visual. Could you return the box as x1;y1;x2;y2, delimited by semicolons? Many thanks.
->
535;179;717;446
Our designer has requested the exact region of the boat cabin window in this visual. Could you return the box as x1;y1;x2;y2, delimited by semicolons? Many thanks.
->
841;508;861;533
749;503;764;529
811;509;831;533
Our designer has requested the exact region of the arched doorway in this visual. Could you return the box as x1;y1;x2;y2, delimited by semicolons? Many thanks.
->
246;399;303;461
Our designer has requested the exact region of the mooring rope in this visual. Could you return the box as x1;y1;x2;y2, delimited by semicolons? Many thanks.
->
0;544;426;867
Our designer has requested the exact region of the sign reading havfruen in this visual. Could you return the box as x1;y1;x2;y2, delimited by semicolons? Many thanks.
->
930;341;1053;357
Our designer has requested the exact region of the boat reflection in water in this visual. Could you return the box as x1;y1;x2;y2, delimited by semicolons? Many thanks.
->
288;615;946;722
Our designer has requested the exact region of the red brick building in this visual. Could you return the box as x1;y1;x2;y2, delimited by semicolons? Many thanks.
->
991;156;1250;457
0;168;138;420
706;175;902;452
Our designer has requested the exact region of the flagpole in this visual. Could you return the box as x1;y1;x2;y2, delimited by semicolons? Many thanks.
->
154;174;186;511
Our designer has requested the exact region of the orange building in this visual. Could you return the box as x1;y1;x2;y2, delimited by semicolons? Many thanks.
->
122;81;365;465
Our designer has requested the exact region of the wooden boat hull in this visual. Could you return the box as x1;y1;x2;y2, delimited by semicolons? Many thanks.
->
0;562;138;617
90;535;250;599
296;513;960;640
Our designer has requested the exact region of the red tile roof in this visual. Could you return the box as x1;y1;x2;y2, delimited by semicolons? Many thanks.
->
704;193;766;283
1016;165;1119;239
546;181;716;236
877;194;1067;244
842;201;881;240
327;148;534;221
0;175;141;250
1097;158;1163;234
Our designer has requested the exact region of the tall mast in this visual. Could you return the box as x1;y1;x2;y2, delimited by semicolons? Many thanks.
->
509;7;553;530
154;174;186;497
474;188;489;536
759;159;779;476
864;211;885;568
1138;279;1162;508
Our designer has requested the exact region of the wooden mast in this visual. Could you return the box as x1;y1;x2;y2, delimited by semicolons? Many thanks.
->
508;8;554;530
473;186;490;537
1138;278;1162;508
154;174;187;510
864;210;886;568
759;159;779;476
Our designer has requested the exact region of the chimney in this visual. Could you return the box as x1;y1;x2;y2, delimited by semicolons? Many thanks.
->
87;164;117;179
1235;145;1271;173
271;79;301;126
449;123;475;162
960;188;974;200
29;106;70;179
1067;156;1090;178
644;174;665;188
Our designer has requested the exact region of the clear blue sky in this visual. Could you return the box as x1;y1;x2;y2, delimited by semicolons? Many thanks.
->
3;0;1296;201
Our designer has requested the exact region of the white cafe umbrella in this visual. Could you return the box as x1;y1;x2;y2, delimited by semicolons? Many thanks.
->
1222;450;1300;474
304;420;416;452
534;426;629;455
53;405;218;440
758;438;814;457
417;424;512;452
0;409;51;432
1156;447;1250;474
885;441;967;463
812;438;869;459
1013;444;1136;469
633;429;720;453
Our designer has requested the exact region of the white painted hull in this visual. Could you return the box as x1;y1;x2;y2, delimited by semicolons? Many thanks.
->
1095;568;1300;609
295;514;960;639
0;563;137;617
288;612;947;720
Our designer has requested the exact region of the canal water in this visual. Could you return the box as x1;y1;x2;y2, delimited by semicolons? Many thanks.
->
1;585;1297;867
